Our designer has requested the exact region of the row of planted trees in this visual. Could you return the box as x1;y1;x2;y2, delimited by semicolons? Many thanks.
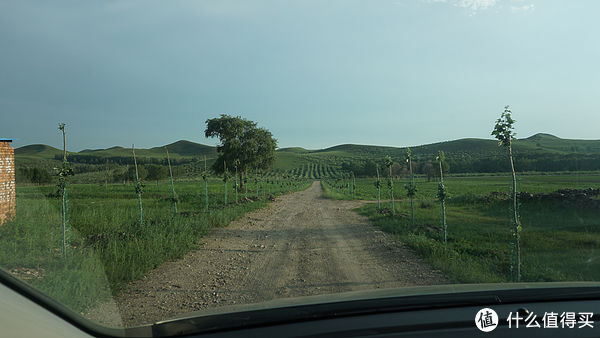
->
331;106;522;282
366;149;426;228
52;122;305;259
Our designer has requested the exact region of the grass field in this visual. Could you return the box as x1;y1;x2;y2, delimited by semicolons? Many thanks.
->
323;174;600;201
0;178;311;312
322;174;600;284
3;169;600;313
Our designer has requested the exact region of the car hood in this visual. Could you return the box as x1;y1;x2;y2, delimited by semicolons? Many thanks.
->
148;282;600;336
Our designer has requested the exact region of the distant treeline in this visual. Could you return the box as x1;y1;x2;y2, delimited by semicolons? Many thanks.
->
54;154;196;166
447;153;600;173
16;160;208;185
339;153;600;179
16;167;53;185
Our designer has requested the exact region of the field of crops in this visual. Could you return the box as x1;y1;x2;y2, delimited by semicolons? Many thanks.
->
0;178;311;312
284;162;341;179
323;174;600;201
322;174;600;284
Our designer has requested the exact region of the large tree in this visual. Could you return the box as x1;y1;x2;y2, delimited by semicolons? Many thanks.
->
205;114;277;188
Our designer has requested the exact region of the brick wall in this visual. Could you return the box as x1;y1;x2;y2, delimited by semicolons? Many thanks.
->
0;141;15;225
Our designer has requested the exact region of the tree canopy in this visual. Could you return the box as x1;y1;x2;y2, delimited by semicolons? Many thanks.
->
492;105;516;148
205;115;277;185
146;164;168;184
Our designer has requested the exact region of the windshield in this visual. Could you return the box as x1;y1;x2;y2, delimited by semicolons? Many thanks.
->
1;0;599;330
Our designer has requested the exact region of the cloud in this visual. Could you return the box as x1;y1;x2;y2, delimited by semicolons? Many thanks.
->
455;0;498;11
454;0;500;15
510;3;535;12
421;0;498;14
422;0;536;15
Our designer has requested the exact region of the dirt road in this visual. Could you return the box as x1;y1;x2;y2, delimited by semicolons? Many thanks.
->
93;181;447;326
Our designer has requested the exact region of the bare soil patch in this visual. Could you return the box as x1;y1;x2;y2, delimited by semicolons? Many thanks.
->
87;181;448;327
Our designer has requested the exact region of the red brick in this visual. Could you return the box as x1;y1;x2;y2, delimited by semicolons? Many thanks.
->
0;141;15;225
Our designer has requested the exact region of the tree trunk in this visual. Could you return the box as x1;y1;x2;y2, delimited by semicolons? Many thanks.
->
439;159;446;244
166;147;177;215
389;166;395;215
132;145;144;228
409;158;415;225
376;167;381;210
509;142;520;282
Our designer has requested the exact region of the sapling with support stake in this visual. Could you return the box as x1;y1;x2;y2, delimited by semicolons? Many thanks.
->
223;160;229;205
165;146;178;215
244;174;248;199
351;171;356;199
405;148;417;225
261;170;265;198
492;105;522;282
105;158;109;188
132;144;144;228
56;123;73;258
255;170;260;199
436;151;448;244
345;172;350;196
234;159;240;204
202;156;209;212
374;165;381;210
384;156;395;215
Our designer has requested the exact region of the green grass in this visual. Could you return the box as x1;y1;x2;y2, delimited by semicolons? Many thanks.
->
338;174;600;284
0;178;311;313
323;174;600;202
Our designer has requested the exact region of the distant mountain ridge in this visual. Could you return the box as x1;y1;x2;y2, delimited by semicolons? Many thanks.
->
14;133;600;165
300;133;600;158
150;140;215;157
15;144;64;160
75;140;218;159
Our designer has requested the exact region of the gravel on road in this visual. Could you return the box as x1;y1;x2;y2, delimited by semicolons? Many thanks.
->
87;181;448;327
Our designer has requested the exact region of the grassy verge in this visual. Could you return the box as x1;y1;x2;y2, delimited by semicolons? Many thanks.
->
323;174;600;201
0;179;311;313
322;173;600;283
320;181;354;200
356;196;600;284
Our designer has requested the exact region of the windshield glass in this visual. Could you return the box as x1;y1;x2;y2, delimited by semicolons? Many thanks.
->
1;0;599;329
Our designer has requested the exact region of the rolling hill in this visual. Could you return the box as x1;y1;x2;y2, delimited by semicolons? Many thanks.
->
273;134;600;173
77;140;217;159
150;140;216;157
13;134;600;175
15;144;67;160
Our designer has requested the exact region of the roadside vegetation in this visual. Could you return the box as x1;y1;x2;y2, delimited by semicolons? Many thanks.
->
0;117;311;313
322;107;600;285
0;179;310;311
5;110;600;313
323;174;600;283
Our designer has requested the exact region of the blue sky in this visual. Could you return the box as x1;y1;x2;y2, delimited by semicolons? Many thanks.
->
1;0;598;151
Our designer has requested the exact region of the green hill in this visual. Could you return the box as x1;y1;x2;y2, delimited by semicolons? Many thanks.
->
273;134;600;175
14;134;600;175
277;147;310;153
75;141;217;160
519;133;600;153
151;140;216;157
307;134;600;159
15;144;66;160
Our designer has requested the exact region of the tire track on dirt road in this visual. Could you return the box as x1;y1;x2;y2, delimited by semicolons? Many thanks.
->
88;181;448;327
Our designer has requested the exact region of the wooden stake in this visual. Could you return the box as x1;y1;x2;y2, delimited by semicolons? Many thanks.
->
132;144;144;227
165;147;177;214
132;145;139;182
105;158;109;188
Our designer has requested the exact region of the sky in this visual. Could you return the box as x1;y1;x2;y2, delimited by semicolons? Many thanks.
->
1;0;599;151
